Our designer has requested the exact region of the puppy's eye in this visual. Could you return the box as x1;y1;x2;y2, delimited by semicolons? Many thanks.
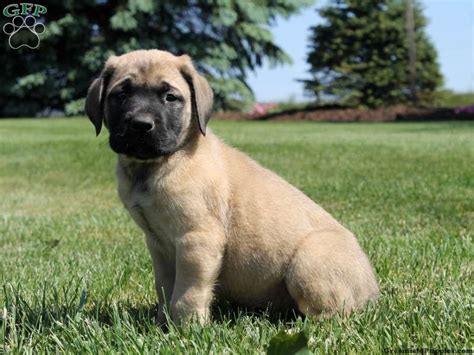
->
165;94;177;102
112;88;127;101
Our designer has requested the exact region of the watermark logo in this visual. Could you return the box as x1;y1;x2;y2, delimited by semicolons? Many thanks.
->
2;3;47;49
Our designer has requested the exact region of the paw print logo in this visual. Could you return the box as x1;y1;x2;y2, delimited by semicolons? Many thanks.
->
3;15;45;49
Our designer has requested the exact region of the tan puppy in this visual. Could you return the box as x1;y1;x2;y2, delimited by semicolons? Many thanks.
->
85;50;379;324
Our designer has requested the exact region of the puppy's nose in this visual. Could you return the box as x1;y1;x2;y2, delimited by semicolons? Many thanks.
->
130;115;155;132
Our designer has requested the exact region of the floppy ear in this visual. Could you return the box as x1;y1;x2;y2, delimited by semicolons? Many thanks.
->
85;77;105;136
179;57;214;136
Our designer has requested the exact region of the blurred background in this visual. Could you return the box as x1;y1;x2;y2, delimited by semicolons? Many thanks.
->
0;0;473;120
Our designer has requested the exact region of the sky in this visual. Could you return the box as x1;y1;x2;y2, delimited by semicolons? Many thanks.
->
247;0;474;102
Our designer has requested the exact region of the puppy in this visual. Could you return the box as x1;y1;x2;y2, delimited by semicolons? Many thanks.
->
85;50;379;324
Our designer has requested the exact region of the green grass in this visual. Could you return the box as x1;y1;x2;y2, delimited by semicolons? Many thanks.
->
1;118;473;353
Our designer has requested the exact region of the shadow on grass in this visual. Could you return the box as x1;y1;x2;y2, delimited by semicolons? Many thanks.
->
2;283;302;339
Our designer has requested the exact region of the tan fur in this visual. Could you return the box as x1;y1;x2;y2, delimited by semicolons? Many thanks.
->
89;50;379;324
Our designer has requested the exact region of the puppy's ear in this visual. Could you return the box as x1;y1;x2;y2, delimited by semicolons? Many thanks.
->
85;77;105;136
179;56;213;136
85;60;115;136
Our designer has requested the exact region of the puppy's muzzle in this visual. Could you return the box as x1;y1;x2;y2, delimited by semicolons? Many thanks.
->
130;114;155;133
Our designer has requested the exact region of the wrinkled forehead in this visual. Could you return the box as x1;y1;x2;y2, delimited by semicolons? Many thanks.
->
107;55;190;95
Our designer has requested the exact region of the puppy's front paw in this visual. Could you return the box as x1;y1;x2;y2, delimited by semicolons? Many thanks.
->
171;299;210;325
155;304;168;326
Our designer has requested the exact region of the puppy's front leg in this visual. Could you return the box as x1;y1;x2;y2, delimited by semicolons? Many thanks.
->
145;234;175;324
171;230;224;325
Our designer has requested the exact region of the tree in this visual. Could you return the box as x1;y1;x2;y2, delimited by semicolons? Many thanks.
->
0;0;312;117
303;0;442;108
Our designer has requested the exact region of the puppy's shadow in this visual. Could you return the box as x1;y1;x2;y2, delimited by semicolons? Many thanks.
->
3;299;302;339
211;299;302;326
94;300;302;333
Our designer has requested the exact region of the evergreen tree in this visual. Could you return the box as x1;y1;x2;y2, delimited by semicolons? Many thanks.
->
303;0;442;107
0;0;312;117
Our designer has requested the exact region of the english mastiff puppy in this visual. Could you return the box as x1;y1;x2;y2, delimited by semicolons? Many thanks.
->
85;50;379;325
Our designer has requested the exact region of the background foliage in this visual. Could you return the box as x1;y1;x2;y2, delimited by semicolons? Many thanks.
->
303;0;443;108
0;0;312;117
434;89;474;108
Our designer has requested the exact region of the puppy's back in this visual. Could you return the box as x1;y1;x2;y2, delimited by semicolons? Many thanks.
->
219;136;346;240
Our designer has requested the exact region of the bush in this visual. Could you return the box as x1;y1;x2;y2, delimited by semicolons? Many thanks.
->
434;89;474;108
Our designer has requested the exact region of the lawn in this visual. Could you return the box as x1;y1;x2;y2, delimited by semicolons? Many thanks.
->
1;118;472;353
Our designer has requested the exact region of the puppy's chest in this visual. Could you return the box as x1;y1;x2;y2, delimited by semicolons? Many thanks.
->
120;173;187;251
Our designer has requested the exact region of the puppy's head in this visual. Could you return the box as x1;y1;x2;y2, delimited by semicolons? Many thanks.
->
85;50;213;160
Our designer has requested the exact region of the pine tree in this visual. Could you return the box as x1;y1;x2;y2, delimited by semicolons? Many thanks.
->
0;0;312;117
303;0;442;108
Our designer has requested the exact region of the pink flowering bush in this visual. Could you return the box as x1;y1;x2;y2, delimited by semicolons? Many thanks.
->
250;103;280;117
454;105;474;114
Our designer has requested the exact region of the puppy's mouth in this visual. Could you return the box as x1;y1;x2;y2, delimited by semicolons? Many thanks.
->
109;133;178;160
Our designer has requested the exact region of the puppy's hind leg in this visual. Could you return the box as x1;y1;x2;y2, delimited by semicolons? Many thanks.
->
285;230;379;318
